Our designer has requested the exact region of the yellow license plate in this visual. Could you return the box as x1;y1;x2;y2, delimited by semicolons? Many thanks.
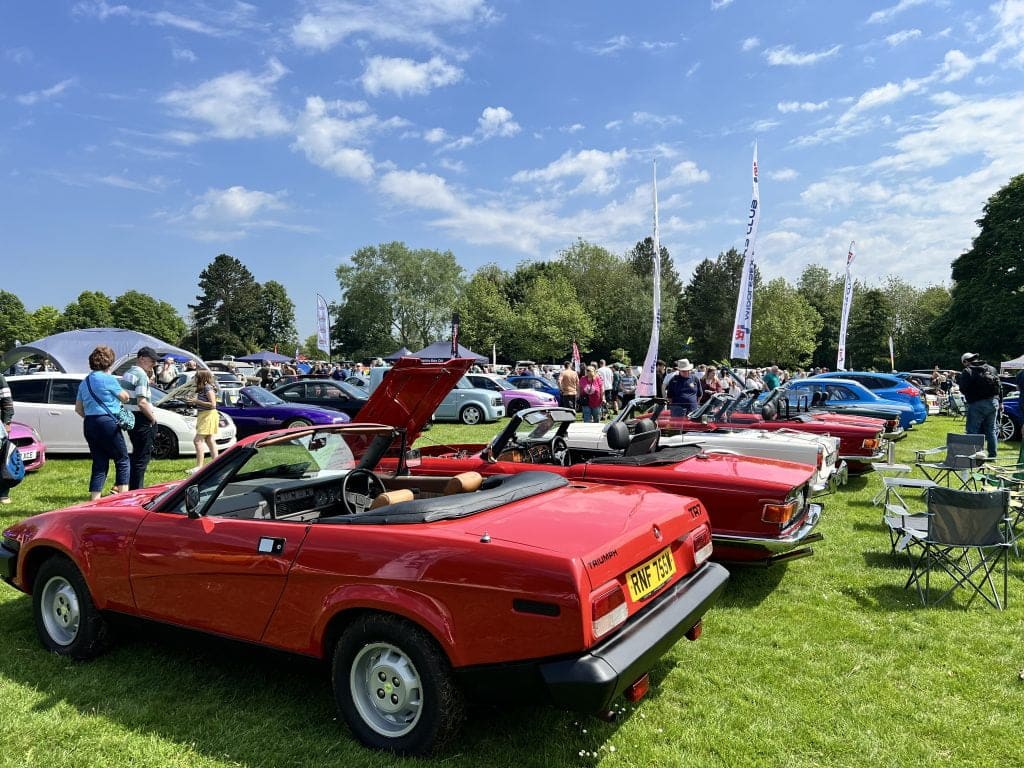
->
626;547;677;602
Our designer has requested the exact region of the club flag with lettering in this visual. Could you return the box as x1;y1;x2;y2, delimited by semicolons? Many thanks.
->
730;143;760;360
316;294;331;356
637;160;662;396
837;242;856;371
571;340;581;374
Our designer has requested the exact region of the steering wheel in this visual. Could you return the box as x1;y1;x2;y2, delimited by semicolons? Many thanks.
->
551;436;571;466
341;468;387;514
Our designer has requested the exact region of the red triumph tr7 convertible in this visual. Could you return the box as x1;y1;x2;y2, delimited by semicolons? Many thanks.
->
0;358;728;756
359;362;825;568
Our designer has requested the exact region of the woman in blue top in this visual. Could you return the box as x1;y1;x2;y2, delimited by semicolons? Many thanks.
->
75;345;131;500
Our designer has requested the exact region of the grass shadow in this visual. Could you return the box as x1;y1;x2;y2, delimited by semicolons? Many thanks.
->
715;562;787;608
0;597;629;768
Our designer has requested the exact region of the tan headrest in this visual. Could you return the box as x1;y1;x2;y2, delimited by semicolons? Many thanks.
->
444;471;484;495
368;489;415;510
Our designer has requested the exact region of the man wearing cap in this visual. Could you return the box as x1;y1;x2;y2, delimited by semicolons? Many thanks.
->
957;352;1000;457
123;346;161;488
666;359;703;417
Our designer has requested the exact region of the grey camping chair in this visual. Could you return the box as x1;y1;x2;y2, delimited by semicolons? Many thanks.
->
903;486;1012;609
915;433;986;489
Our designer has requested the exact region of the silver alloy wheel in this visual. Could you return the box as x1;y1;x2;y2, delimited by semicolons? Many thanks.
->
350;642;424;738
998;412;1015;441
460;405;483;425
40;575;81;646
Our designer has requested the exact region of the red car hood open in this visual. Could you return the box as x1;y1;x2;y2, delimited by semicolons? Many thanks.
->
357;357;474;440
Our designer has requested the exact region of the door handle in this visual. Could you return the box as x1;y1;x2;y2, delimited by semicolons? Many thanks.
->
257;537;285;555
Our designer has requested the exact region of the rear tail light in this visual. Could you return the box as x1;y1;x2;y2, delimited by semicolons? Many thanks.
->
692;524;713;565
591;583;628;639
896;386;919;396
816;446;825;470
862;437;880;450
885;419;899;431
762;499;798;525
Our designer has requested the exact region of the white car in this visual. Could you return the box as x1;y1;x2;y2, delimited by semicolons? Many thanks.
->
5;373;237;460
566;397;845;496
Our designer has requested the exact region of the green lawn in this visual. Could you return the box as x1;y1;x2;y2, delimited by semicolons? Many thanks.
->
1;417;1023;768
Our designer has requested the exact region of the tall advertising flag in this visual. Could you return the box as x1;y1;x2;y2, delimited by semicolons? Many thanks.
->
729;142;760;360
450;311;461;358
637;161;662;396
315;294;331;357
837;242;856;371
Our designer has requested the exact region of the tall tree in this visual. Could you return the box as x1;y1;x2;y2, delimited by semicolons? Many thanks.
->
679;248;757;363
626;236;686;357
111;290;187;343
512;273;594;362
458;265;515;360
797;265;844;369
0;291;35;352
336;242;464;353
750;278;822;368
29;305;61;340
846;287;894;370
942;172;1024;361
257;281;298;352
58;291;113;331
189;254;262;358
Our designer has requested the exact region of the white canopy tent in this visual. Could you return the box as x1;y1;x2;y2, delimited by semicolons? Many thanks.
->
1000;354;1024;373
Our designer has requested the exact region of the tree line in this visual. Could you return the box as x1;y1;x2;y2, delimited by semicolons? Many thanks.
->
2;173;1021;369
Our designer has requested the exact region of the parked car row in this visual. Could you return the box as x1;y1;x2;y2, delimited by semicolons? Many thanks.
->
0;357;1006;758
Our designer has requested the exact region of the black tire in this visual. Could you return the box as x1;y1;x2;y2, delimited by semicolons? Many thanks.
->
151;425;178;460
459;405;484;425
285;418;312;429
332;614;464;755
32;556;109;660
507;399;529;417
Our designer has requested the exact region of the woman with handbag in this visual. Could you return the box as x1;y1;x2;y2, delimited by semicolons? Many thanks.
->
75;345;131;500
187;370;220;474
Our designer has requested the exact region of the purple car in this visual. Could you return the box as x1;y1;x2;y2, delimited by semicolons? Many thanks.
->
218;386;350;438
466;373;559;416
7;421;46;472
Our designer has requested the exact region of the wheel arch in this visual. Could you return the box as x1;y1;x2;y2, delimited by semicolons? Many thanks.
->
317;591;457;665
19;543;78;595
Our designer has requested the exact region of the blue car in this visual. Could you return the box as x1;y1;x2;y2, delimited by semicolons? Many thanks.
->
811;371;928;425
1001;393;1021;441
219;386;350;438
786;378;924;429
506;374;560;399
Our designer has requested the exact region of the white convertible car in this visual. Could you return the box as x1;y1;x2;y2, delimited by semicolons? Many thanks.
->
5;372;236;460
566;397;846;496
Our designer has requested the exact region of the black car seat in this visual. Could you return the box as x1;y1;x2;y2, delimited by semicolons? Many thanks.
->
605;421;631;451
626;418;660;456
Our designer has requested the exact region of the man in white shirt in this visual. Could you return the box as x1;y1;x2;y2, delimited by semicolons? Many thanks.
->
596;359;614;414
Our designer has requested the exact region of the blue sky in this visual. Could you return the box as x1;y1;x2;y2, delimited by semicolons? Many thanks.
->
3;1;1023;340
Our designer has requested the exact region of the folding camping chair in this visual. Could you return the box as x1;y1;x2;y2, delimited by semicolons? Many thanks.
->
941;390;967;420
915;433;986;489
903;486;1012;609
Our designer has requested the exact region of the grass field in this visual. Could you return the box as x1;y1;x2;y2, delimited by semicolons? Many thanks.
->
1;416;1023;768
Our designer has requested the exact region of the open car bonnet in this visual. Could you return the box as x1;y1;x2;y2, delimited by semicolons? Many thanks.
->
357;357;475;439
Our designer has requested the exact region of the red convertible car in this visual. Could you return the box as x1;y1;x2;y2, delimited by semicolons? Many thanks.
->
355;361;824;568
0;359;728;755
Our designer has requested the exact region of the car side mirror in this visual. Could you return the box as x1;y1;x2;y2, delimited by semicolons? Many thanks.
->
185;485;202;519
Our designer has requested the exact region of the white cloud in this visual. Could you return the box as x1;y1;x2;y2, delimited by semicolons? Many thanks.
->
171;46;197;62
291;0;494;52
741;37;760;52
584;35;676;55
885;28;922;46
73;1;223;36
423;127;447;143
711;0;735;9
751;118;781;132
478;106;520;138
562;123;585;133
686;62;701;78
768;168;798;181
5;47;33;64
667;160;710;185
190;186;287;221
937;49;975;82
605;119;623;130
777;100;830;113
631;111;683;128
161;59;290;139
867;0;928;25
511;148;630;195
360;55;463;97
16;78;75;105
291;96;389;181
765;44;841;66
